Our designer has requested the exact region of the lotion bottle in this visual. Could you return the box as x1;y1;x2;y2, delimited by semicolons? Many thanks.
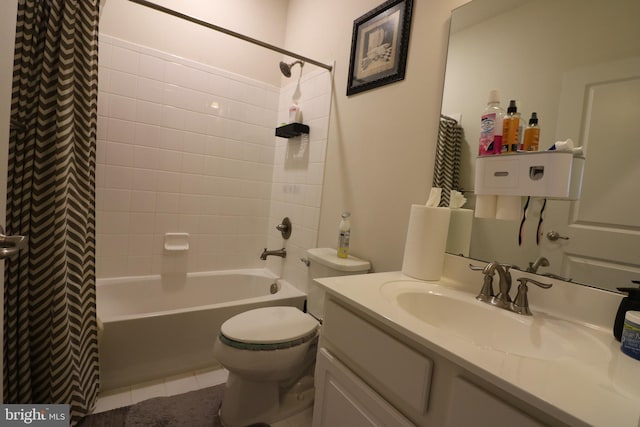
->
337;212;351;259
502;100;521;154
522;112;540;151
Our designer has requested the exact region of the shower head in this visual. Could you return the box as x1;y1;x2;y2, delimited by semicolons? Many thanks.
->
279;60;304;78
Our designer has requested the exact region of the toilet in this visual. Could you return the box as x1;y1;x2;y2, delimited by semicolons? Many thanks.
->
213;248;370;426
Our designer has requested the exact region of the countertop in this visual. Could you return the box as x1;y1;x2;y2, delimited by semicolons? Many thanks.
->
315;254;640;427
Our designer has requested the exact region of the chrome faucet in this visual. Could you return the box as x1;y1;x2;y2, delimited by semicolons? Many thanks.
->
260;247;286;260
470;262;552;315
526;256;550;273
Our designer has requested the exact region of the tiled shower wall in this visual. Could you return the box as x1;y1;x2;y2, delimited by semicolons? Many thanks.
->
96;35;331;282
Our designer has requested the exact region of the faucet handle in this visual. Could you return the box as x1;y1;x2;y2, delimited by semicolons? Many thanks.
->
469;264;495;302
517;277;553;289
512;277;553;315
468;264;484;271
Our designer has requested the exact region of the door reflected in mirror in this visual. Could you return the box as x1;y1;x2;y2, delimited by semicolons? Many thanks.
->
441;0;640;292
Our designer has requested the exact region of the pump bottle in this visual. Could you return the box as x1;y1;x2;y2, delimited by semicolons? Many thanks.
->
337;212;351;259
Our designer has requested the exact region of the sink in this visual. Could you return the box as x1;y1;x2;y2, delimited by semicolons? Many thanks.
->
380;280;601;360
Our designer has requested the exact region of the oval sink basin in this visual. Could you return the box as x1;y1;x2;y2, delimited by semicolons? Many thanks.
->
380;280;600;360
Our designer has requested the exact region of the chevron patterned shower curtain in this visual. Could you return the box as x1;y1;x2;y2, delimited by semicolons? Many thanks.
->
4;0;100;424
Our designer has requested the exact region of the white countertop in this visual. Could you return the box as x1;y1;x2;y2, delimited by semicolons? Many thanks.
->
315;254;640;427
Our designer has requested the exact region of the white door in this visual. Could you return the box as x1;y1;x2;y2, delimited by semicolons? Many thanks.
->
1;0;19;401
541;57;640;291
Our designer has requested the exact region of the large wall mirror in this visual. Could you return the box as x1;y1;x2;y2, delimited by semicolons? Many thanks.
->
441;0;640;292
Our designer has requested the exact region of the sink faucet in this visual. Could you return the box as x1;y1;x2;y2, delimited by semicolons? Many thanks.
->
526;256;550;273
260;247;286;260
470;262;552;315
483;261;513;309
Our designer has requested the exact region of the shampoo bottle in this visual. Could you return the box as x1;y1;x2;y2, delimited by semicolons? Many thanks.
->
502;100;521;154
288;102;302;123
522;112;540;151
337;212;351;259
478;89;504;156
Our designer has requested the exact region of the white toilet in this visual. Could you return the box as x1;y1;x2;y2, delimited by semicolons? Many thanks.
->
213;248;370;426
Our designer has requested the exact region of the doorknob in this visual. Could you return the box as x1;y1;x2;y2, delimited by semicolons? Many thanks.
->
0;225;27;259
546;230;569;241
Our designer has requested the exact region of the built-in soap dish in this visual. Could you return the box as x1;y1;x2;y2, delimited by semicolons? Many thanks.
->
164;233;189;252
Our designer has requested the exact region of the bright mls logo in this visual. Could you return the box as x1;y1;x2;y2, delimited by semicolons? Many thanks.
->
2;405;69;426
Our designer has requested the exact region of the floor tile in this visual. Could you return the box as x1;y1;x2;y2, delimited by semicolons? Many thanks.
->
195;367;228;388
130;378;167;403
92;386;132;414
164;372;200;396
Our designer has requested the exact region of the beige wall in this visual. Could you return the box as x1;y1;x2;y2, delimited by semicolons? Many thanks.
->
100;0;289;86
285;0;470;272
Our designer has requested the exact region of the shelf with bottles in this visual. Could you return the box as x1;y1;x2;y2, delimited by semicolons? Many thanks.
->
275;123;310;138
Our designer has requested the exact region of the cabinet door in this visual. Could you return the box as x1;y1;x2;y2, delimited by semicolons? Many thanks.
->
313;348;415;427
444;377;546;427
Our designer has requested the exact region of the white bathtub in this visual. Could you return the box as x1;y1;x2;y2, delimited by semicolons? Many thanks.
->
97;268;307;392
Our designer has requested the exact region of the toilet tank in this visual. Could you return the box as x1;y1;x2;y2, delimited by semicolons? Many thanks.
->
306;248;370;321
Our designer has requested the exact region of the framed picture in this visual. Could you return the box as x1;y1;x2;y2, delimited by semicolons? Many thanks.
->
346;0;414;96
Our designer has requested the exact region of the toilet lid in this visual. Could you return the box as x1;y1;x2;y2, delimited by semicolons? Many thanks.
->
220;306;318;344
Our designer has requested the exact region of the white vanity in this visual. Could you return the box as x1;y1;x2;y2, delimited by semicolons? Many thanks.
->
311;254;640;427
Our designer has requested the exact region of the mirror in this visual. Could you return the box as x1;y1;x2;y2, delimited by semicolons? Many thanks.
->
441;0;640;292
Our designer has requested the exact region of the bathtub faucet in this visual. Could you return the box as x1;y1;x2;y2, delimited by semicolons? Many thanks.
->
260;248;287;260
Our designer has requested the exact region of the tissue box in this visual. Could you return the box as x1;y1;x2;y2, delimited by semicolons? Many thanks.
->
474;151;584;200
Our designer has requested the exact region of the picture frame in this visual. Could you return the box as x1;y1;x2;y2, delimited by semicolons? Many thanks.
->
346;0;414;96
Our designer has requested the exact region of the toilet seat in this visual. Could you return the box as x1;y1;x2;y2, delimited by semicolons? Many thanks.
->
220;306;318;350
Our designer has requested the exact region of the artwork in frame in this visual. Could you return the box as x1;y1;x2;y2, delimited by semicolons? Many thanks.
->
346;0;414;96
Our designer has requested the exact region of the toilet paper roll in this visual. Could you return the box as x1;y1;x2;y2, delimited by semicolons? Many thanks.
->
446;208;473;257
402;205;452;281
474;195;497;219
496;195;522;221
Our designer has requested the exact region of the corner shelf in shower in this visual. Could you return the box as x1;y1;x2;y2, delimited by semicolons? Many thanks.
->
275;123;309;138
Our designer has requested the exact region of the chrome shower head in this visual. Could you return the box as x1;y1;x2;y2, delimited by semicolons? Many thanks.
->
279;60;304;78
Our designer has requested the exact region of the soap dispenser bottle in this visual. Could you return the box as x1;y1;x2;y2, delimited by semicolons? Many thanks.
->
614;281;640;341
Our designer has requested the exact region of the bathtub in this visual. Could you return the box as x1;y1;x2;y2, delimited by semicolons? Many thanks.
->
97;268;307;392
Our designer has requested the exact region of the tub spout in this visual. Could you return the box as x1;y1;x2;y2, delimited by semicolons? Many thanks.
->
260;248;286;260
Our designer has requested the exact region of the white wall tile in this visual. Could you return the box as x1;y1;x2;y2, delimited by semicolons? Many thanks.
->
110;70;137;97
138;54;165;81
111;46;139;74
97;37;328;280
136;100;163;126
108;95;137;121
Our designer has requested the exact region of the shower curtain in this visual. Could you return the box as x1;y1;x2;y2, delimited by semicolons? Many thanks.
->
4;0;100;424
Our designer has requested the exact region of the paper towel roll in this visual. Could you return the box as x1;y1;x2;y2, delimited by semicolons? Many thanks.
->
402;205;451;281
474;195;497;218
496;195;522;221
446;208;473;257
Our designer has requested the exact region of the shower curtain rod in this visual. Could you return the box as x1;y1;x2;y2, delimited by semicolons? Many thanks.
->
128;0;333;72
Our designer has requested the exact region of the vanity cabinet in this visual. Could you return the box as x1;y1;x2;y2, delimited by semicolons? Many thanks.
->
314;297;569;427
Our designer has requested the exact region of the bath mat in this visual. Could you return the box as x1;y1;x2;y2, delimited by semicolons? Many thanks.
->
78;383;231;427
